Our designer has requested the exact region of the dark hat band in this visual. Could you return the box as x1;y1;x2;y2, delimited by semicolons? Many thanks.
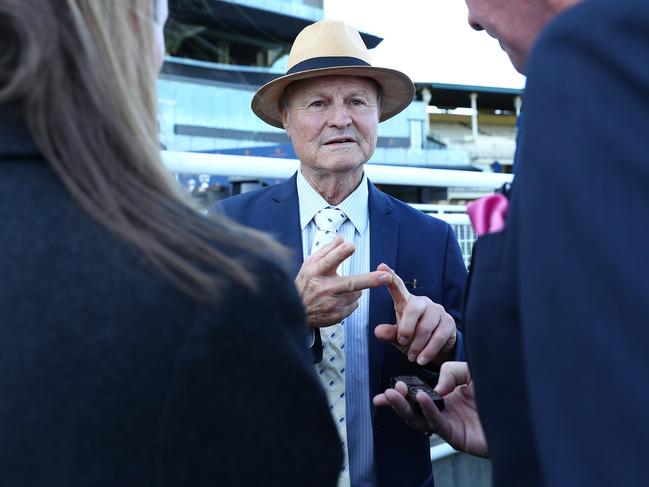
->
286;56;371;75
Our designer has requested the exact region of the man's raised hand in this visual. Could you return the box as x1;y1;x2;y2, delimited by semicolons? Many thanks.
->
295;236;392;328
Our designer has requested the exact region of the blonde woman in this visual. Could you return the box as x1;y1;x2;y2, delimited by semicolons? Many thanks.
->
0;1;341;485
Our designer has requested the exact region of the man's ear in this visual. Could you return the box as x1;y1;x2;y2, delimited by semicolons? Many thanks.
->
279;100;290;136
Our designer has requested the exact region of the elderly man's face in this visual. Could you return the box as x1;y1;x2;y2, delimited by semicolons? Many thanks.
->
464;0;555;73
280;76;380;178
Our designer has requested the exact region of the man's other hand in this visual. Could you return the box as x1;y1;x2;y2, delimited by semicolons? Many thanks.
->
374;263;457;367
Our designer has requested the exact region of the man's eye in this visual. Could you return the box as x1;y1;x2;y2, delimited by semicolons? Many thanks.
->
351;99;366;106
309;101;324;108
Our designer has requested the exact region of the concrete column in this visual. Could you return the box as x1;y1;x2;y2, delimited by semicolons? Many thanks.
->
514;95;523;117
409;119;423;151
421;87;432;138
470;92;479;139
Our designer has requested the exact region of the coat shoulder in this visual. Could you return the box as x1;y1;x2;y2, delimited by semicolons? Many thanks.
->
212;184;276;214
376;189;452;234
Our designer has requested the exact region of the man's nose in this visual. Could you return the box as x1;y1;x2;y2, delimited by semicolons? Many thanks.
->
468;14;484;31
328;102;352;128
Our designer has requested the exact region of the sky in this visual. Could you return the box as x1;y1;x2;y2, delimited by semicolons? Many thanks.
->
323;0;526;89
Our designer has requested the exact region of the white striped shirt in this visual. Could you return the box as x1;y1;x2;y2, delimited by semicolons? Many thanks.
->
296;170;376;487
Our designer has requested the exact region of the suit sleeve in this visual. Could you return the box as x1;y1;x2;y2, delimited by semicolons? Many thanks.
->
443;223;468;361
156;264;342;486
516;0;649;483
442;223;467;328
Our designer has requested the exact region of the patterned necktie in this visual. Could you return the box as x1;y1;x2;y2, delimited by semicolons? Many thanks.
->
311;207;350;487
312;207;348;254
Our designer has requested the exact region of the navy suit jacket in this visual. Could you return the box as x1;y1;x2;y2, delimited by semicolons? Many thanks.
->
216;174;467;487
464;0;649;484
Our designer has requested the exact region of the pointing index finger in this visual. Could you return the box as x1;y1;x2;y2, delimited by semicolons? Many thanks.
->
330;271;392;294
377;263;411;311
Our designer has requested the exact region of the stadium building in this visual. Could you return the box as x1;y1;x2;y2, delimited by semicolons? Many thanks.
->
159;0;516;205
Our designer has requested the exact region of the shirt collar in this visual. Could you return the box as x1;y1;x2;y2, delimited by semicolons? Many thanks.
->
296;170;369;235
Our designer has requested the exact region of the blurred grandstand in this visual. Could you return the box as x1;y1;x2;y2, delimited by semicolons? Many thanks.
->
159;1;518;207
159;4;516;480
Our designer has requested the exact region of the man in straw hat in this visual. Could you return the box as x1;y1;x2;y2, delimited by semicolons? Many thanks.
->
216;20;467;487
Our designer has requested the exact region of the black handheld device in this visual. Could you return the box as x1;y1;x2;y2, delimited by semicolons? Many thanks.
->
391;375;445;413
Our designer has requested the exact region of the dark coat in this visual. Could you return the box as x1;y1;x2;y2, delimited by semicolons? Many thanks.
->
0;108;341;486
464;0;649;484
216;174;467;487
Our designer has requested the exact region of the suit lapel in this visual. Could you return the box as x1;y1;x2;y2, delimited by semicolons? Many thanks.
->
367;182;398;400
266;173;304;277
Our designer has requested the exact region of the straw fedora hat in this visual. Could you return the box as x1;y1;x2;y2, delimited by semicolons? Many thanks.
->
251;20;415;129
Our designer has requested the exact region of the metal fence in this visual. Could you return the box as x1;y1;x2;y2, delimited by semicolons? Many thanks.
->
410;204;477;268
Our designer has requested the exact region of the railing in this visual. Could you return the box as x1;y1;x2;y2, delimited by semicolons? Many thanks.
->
409;205;475;266
162;151;513;188
162;151;512;266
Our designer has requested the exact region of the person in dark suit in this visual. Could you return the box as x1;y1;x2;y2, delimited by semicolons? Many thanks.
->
0;1;342;486
216;21;466;486
214;20;468;487
379;0;649;485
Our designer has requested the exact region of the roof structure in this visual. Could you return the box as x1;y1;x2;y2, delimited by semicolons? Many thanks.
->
417;82;523;110
170;0;383;49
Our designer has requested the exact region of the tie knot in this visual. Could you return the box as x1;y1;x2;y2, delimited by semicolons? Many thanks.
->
310;207;348;254
314;207;347;233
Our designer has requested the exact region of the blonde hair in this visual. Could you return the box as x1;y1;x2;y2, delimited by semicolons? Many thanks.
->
0;0;285;301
